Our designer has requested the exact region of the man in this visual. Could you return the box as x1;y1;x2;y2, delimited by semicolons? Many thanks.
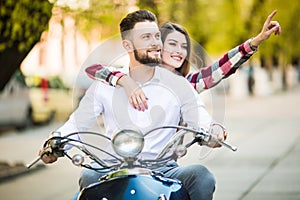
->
40;10;222;200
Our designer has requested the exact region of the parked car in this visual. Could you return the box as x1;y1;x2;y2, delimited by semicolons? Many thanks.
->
0;71;56;130
0;72;33;130
26;75;75;123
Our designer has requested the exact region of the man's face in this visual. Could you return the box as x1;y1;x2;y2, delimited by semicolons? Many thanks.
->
131;21;163;65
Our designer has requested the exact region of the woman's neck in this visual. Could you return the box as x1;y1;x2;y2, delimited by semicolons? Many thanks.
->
161;63;177;74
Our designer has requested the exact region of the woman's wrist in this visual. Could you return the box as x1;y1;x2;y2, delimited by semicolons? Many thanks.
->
249;37;259;51
116;74;128;87
250;34;264;48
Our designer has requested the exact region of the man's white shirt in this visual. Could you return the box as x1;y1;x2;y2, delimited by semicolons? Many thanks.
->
57;66;212;158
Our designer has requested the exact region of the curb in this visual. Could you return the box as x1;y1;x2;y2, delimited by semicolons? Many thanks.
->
0;161;46;183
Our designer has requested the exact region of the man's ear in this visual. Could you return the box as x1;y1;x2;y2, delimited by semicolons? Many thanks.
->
122;40;133;52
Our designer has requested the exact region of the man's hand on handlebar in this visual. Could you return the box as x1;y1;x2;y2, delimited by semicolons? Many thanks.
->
39;148;58;164
207;135;223;148
207;127;227;148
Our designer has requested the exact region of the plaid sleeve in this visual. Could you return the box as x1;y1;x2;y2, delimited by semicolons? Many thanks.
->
105;71;126;87
85;64;125;87
186;39;257;93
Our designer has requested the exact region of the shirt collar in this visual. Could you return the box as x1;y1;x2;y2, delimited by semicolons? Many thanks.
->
126;65;161;85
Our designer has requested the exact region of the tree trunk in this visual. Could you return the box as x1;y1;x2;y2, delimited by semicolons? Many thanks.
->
0;43;33;91
264;56;273;81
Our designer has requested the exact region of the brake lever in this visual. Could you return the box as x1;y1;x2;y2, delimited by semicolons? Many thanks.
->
193;132;237;152
26;147;52;169
212;137;238;152
26;156;42;169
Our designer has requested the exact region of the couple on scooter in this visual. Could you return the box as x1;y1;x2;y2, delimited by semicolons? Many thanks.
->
39;9;281;200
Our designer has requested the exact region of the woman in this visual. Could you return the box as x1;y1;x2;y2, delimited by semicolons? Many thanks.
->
85;10;281;111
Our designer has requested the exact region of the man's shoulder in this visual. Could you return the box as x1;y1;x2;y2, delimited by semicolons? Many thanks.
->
153;67;197;99
155;67;186;81
87;80;115;94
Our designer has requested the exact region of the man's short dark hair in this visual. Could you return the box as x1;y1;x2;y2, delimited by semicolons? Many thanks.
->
120;10;157;40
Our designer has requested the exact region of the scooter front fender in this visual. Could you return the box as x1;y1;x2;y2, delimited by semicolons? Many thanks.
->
78;174;190;200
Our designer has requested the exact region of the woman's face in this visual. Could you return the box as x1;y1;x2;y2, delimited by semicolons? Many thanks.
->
162;31;188;70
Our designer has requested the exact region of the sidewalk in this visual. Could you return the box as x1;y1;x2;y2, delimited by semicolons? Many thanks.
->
179;85;300;200
0;85;300;200
0;122;81;200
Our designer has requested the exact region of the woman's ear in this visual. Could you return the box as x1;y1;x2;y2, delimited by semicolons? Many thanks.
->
122;40;133;52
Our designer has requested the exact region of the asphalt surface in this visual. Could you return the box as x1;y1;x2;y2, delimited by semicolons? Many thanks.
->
0;85;299;200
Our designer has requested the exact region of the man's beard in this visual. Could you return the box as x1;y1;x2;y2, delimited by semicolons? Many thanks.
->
134;49;161;66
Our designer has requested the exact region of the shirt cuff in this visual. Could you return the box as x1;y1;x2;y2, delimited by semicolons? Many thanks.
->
109;71;126;87
245;39;258;54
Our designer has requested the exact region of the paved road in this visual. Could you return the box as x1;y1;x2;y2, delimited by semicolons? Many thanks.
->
0;85;299;200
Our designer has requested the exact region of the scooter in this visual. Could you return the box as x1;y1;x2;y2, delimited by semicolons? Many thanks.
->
27;123;237;200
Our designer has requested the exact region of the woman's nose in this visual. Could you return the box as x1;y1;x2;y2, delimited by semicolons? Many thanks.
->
175;45;183;54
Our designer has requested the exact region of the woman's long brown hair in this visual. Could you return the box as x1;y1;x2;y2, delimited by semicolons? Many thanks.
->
159;22;191;77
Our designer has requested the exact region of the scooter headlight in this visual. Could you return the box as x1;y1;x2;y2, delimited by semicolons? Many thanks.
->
112;129;144;159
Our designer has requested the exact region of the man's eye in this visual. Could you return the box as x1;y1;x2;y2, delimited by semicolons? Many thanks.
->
155;34;161;39
142;35;150;39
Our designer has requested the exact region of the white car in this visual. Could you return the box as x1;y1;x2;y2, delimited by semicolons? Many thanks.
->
0;74;33;130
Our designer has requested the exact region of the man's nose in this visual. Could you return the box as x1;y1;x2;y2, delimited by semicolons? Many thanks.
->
150;36;161;46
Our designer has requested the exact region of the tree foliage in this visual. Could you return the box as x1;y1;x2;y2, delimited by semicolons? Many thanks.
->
138;0;300;70
1;0;299;90
53;0;134;41
0;0;53;91
0;0;53;52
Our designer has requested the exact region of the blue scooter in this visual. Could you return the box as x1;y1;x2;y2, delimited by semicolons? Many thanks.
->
27;124;236;200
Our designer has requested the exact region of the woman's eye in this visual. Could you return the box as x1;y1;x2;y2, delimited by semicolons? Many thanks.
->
182;45;188;49
169;42;176;46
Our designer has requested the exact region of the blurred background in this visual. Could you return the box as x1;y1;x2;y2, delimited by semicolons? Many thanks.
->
1;0;299;129
0;0;300;199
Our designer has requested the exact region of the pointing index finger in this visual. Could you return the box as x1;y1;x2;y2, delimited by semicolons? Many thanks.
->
267;10;277;24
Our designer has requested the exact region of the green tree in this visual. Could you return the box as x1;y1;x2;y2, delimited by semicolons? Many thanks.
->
59;0;134;41
0;0;53;91
137;0;159;19
245;0;300;88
